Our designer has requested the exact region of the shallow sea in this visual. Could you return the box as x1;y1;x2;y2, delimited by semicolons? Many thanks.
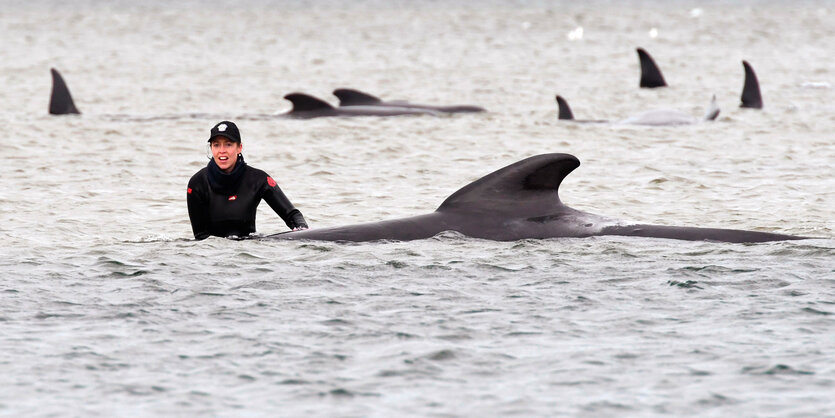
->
1;0;834;416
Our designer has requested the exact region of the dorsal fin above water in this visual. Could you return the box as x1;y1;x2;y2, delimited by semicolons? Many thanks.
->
437;153;580;213
637;48;667;88
49;68;80;115
555;95;575;120
703;95;720;121
333;88;382;106
740;60;763;109
284;93;335;112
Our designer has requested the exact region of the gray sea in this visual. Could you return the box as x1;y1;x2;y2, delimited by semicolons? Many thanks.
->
2;0;834;416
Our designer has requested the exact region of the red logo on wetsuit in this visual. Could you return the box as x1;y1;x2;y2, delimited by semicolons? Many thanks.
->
267;177;277;187
187;188;192;194
228;195;237;201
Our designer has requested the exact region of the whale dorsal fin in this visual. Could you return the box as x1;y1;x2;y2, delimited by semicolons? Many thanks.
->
740;60;763;109
49;68;80;115
437;153;580;214
703;95;720;121
333;88;382;106
284;93;335;112
555;95;574;120
637;48;667;88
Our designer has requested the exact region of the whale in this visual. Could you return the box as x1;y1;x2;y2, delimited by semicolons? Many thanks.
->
637;48;667;88
333;88;486;113
267;153;806;243
556;94;720;126
740;60;763;109
280;93;442;118
49;68;80;115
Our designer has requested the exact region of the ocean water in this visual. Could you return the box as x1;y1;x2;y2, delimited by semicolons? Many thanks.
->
1;0;834;416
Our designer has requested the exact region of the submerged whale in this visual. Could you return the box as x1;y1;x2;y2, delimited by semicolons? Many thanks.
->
46;69;441;119
637;50;765;111
558;59;762;125
637;48;668;88
556;95;720;126
333;88;486;113
280;93;441;118
268;153;805;243
47;68;228;120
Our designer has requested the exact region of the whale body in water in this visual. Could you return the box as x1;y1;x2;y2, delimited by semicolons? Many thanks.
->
47;69;453;119
279;92;442;118
556;95;720;126
268;154;806;243
332;88;486;113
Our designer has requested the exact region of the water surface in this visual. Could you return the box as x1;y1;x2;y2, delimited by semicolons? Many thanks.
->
1;1;834;416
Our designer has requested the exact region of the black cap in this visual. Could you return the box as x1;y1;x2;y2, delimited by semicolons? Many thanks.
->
207;121;241;143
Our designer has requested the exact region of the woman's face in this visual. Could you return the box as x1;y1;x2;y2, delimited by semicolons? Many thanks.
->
210;137;242;173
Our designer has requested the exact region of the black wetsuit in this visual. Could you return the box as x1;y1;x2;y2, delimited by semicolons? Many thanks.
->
187;156;307;240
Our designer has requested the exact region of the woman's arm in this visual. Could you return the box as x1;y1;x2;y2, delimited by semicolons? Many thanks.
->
262;176;308;230
187;178;213;240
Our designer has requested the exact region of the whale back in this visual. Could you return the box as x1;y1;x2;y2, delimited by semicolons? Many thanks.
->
740;60;763;109
49;68;80;115
637;48;667;88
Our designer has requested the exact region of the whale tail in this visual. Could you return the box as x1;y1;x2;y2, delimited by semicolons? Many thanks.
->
637;48;667;88
438;153;579;215
555;95;575;120
703;95;720;121
333;88;382;106
49;68;80;115
740;60;763;109
602;223;804;243
284;93;335;112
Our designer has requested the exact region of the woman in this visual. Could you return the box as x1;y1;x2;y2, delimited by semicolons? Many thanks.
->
187;121;308;240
